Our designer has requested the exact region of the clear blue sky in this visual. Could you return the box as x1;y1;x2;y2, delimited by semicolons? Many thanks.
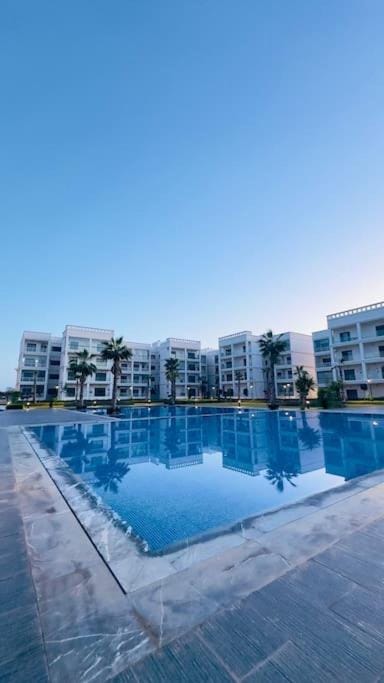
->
1;0;383;387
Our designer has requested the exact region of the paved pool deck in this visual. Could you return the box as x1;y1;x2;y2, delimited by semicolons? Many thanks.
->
2;408;384;681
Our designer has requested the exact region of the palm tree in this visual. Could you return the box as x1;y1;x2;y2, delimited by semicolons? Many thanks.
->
101;337;132;413
258;331;287;407
164;357;180;404
69;350;97;408
234;370;243;403
294;365;316;410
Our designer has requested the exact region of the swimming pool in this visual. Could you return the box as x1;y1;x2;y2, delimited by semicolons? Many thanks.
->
29;409;384;554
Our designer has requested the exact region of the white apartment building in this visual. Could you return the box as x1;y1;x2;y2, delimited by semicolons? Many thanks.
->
218;331;265;399
203;349;220;398
16;325;316;403
218;330;316;400
274;332;316;399
155;338;202;400
17;332;62;401
17;326;156;402
313;301;384;400
16;328;208;402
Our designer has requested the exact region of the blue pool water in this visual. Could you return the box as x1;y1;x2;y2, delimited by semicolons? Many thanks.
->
29;409;384;554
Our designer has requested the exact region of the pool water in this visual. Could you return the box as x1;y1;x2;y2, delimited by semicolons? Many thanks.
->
29;409;384;554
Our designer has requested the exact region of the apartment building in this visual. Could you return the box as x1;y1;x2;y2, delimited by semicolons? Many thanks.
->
155;338;202;400
16;332;62;401
218;331;265;399
218;330;316;400
16;324;316;403
313;301;384;400
16;327;209;402
274;332;316;399
202;349;220;398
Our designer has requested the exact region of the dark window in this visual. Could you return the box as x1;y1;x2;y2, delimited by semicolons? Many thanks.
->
314;339;329;352
344;369;356;381
95;372;107;382
52;346;61;352
341;350;353;360
66;387;76;397
340;331;351;342
94;387;106;397
346;389;358;400
49;374;59;380
376;325;384;337
50;360;60;366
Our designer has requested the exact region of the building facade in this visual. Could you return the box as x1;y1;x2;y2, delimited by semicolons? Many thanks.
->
218;330;316;400
16;332;62;401
313;301;384;400
16;324;317;402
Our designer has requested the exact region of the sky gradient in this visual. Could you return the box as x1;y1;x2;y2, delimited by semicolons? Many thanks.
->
1;0;383;387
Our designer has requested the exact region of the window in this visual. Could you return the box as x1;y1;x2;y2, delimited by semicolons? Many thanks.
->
376;325;384;337
49;373;59;380
317;371;333;384
340;331;351;342
26;343;37;352
225;361;232;369
379;346;384;358
50;360;60;366
67;371;76;381
66;387;76;397
94;387;106;397
382;367;384;379
187;352;196;359
314;339;330;352
225;372;232;382
40;344;48;352
52;346;61;352
341;350;353;361
322;357;331;365
95;372;107;382
344;369;356;381
188;375;196;383
69;341;79;350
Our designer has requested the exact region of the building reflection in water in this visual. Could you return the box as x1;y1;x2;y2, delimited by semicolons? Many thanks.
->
32;410;384;494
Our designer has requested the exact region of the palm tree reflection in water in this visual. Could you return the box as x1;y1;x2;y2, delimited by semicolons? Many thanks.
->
94;424;130;494
299;412;322;451
264;421;299;493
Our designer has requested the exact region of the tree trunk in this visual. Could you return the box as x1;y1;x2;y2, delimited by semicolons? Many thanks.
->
111;362;119;412
300;392;306;410
171;379;176;404
79;379;85;408
270;363;276;404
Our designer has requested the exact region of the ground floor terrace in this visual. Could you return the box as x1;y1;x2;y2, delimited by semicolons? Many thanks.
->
2;406;384;681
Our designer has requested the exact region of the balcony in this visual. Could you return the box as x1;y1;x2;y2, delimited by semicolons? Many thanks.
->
364;355;384;363
332;336;359;347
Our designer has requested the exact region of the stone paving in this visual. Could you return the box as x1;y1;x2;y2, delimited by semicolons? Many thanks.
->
2;408;384;681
